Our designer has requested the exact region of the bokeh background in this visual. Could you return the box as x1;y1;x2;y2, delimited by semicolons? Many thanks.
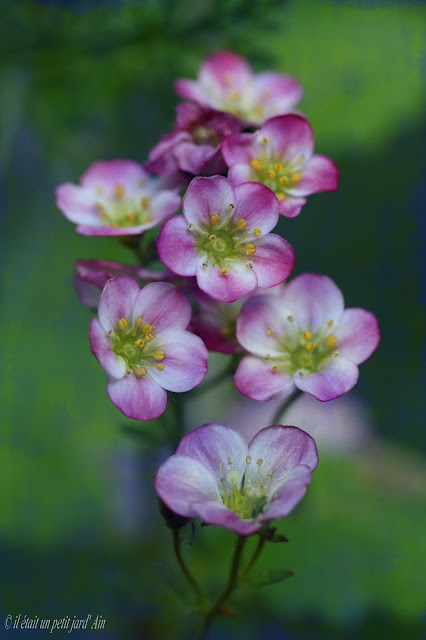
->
1;1;425;638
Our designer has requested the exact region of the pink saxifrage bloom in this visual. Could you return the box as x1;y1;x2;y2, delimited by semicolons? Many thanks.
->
155;423;318;536
89;276;208;420
222;115;339;218
56;160;181;236
234;273;380;402
146;102;242;178
175;51;302;125
157;176;295;303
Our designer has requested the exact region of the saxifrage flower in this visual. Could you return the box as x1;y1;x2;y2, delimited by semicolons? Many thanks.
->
146;102;241;178
234;273;380;402
175;51;302;125
56;160;181;236
155;423;318;536
89;276;208;420
157;176;295;303
222;115;339;218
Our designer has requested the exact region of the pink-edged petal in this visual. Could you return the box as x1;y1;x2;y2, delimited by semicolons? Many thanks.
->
176;423;248;486
335;308;380;365
199;51;252;93
221;133;256;167
234;182;279;234
252;73;303;116
234;356;295;402
294;356;359;401
280;273;344;331
251;234;295;288
157;215;199;276
98;275;141;332
155;454;222;518
55;183;100;225
76;223;151;237
227;163;254;187
131;282;192;331
80;160;147;196
194;500;262;536
174;142;217;175
279;196;306;218
107;373;167;421
148;329;208;392
146;132;189;177
288;155;339;196
183;176;236;227
174;79;207;104
236;294;284;356
150;190;182;221
89;318;126;379
260;465;313;522
262;115;314;162
196;260;257;303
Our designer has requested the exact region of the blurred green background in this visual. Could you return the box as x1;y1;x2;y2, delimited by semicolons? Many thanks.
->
1;0;425;638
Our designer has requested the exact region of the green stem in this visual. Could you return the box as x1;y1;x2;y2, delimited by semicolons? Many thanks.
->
270;389;302;425
242;535;265;577
172;529;205;608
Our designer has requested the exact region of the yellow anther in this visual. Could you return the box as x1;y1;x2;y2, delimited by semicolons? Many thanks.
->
134;366;147;377
261;137;269;144
153;349;165;361
250;158;264;172
254;227;261;236
266;328;274;336
115;184;125;198
326;335;337;348
274;163;283;172
134;338;145;348
145;334;153;342
266;169;276;179
210;214;221;225
155;363;164;371
257;458;263;467
291;172;301;183
276;192;285;202
227;203;235;210
95;202;106;213
245;243;256;256
227;470;240;485
246;261;253;269
125;367;131;375
126;213;137;223
287;315;294;322
209;234;217;243
220;267;229;275
327;319;334;326
306;342;315;351
272;365;279;373
235;218;247;230
303;331;312;340
141;197;150;209
142;323;153;334
279;175;289;184
246;456;252;464
134;316;143;329
118;318;128;330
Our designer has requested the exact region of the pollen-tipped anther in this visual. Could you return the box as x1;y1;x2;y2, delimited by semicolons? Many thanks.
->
118;317;128;330
153;349;165;361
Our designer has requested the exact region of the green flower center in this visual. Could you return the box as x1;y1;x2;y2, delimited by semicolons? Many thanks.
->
109;316;165;377
249;143;306;203
192;125;220;147
95;184;152;228
219;457;273;520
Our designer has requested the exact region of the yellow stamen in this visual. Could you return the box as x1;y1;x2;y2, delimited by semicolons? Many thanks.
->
141;197;150;209
326;335;337;348
134;338;144;348
126;213;137;223
291;172;301;183
276;192;285;202
272;365;279;373
261;137;269;145
153;349;165;361
327;319;334;326
306;342;315;351
118;318;128;330
274;163;283;172
245;243;256;256
156;363;164;371
227;203;235;211
266;169;276;179
246;261;253;269
235;218;247;230
115;185;125;198
134;316;143;329
257;458;263;466
134;366;147;377
303;331;312;340
254;227;261;236
209;234;217;243
145;334;153;342
279;175;289;184
210;214;221;226
95;202;106;214
220;267;228;276
266;328;274;336
126;367;131;375
250;158;264;172
141;323;153;334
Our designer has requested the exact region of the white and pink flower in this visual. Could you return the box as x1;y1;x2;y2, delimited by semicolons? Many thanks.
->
175;51;302;125
155;423;318;536
222;115;339;218
56;160;181;236
157;176;295;303
89;276;208;420
234;273;380;402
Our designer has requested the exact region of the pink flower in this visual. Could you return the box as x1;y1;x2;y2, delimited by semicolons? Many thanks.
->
75;259;176;309
146;102;241;178
175;51;302;125
56;160;181;236
89;276;208;420
155;423;318;536
157;176;295;303
234;273;380;402
222;115;339;218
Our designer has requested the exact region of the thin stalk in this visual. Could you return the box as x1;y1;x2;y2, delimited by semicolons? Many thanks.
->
270;389;302;425
242;535;265;577
172;529;205;608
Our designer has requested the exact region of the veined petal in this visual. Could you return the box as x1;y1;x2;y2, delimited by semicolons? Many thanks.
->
260;465;313;522
236;294;285;356
148;329;208;392
262;115;314;162
335;308;380;364
55;183;100;225
294;356;359;401
196;260;257;303
131;282;192;331
251;234;295;288
183;176;236;227
280;273;344;331
98;275;140;332
234;356;295;401
234;182;279;234
288;155;339;196
157;215;200;276
89;318;126;379
107;373;167;420
81;160;147;197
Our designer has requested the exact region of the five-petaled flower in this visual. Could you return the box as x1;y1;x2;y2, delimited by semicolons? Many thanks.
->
56;160;182;236
175;51;302;125
222;115;339;218
89;276;208;420
155;423;318;536
234;273;380;402
157;176;295;303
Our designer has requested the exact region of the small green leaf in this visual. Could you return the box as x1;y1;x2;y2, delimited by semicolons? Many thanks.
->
241;569;294;588
259;525;289;543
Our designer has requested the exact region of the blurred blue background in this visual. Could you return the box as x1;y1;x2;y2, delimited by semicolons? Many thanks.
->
1;1;425;638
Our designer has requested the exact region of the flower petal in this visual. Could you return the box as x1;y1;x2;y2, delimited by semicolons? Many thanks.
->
234;182;279;234
236;293;285;356
251;234;295;288
288;155;339;196
199;51;252;93
183;175;236;227
174;79;206;104
279;195;306;218
294;356;359;401
148;329;208;392
196;260;257;303
157;215;200;276
98;275;141;332
227;163;254;186
80;160;147;197
335;308;380;364
89;318;126;379
222;133;255;167
260;465;313;523
107;373;167;420
149;190;182;222
131;282;192;331
252;73;303;118
55;183;100;225
262;115;314;162
280;273;344;331
234;356;295;401
194;501;263;536
173;142;218;175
